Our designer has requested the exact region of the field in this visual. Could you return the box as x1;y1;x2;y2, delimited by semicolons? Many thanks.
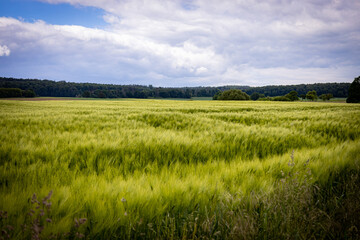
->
0;99;359;239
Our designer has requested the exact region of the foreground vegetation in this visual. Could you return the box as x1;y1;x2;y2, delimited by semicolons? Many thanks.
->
0;100;359;239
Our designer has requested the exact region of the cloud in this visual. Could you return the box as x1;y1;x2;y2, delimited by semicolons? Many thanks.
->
0;45;10;56
0;0;359;86
0;16;224;83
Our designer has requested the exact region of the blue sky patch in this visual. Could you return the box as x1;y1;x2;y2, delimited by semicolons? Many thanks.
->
0;0;106;28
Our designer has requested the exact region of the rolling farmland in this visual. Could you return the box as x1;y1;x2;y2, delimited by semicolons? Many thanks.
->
0;99;359;239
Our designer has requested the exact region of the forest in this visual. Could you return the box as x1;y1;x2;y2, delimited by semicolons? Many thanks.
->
0;77;350;98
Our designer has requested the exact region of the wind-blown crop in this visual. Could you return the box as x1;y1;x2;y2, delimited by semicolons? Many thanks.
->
0;100;359;239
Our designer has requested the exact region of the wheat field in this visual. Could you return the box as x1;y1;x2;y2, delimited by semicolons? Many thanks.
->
0;99;359;239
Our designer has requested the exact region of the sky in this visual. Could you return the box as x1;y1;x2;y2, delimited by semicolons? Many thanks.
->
0;0;359;87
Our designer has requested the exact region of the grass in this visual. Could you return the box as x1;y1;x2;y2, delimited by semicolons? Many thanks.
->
0;100;359;239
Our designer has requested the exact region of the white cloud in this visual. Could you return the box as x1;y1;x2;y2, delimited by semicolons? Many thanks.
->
0;17;223;78
0;45;10;56
0;0;359;86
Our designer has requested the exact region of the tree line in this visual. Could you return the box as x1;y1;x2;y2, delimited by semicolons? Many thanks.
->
214;76;360;103
0;88;36;98
213;89;334;101
0;77;351;99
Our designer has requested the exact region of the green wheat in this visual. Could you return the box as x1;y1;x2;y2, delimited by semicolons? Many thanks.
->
0;100;359;239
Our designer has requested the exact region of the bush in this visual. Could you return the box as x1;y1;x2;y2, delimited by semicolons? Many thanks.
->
216;89;250;100
271;96;291;101
306;90;318;101
273;96;291;101
258;97;272;101
257;91;297;102
319;93;333;101
284;90;299;101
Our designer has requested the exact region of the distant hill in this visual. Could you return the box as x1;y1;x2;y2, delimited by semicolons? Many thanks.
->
0;77;350;98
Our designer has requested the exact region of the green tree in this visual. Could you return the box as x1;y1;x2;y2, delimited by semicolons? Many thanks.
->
250;92;260;100
22;89;36;97
319;93;333;101
82;91;91;98
346;76;360;103
217;89;250;100
0;88;23;98
212;91;221;100
285;91;299;101
306;90;318;101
